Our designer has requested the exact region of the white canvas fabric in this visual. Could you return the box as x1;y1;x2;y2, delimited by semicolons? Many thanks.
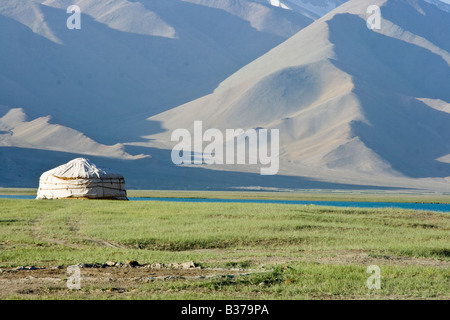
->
36;158;127;200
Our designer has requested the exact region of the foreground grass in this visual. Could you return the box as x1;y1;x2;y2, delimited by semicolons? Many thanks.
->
0;199;449;299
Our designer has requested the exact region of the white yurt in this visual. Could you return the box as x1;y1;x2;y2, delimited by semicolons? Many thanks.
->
36;158;128;200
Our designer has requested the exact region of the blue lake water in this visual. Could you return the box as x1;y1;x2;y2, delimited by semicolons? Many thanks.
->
1;195;449;212
1;195;37;200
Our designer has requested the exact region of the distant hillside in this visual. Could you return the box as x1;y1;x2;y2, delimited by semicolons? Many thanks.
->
148;0;450;182
0;0;312;143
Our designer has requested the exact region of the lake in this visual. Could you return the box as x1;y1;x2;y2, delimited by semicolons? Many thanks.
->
1;195;449;212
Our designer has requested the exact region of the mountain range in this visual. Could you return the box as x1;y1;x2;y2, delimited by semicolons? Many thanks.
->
1;0;449;192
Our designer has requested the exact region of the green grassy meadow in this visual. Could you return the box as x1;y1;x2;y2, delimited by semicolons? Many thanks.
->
0;197;449;299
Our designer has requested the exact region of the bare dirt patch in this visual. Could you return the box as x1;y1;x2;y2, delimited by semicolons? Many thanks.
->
0;262;249;298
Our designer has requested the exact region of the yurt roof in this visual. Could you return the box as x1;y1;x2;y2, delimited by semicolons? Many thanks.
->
40;158;124;180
